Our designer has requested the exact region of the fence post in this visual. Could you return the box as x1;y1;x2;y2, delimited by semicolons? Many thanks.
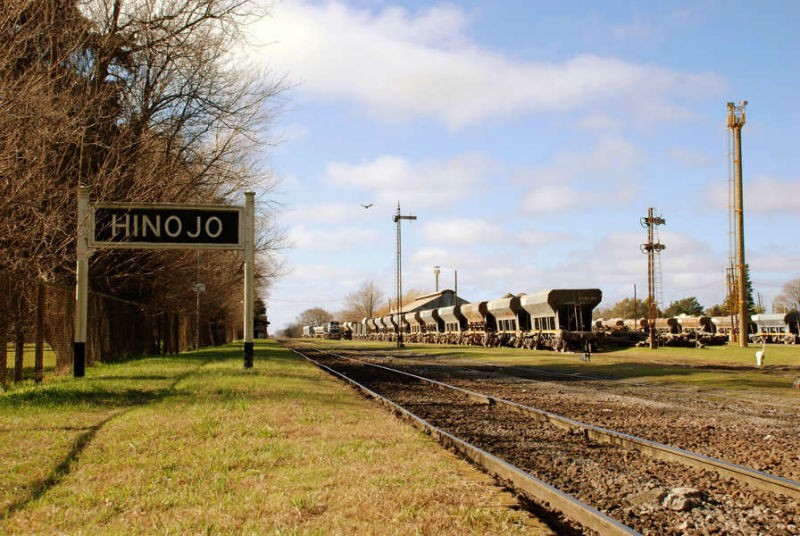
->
14;309;24;383
35;281;44;383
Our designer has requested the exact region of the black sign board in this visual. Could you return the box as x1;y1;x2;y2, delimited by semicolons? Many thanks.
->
91;204;243;249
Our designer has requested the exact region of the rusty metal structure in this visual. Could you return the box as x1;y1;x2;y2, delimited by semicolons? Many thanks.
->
726;101;749;347
393;202;416;348
641;208;665;349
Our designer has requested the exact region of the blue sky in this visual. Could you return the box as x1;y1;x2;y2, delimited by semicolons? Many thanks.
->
243;0;800;330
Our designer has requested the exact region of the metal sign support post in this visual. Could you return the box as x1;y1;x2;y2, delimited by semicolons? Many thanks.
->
74;186;91;377
243;192;255;368
74;189;255;376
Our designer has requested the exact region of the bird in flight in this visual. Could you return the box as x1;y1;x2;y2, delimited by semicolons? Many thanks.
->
361;203;373;209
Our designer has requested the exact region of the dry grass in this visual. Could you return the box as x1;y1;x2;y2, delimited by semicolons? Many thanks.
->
0;341;554;535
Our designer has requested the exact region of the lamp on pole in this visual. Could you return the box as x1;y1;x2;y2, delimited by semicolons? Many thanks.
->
432;265;459;305
727;100;748;347
193;282;206;351
394;202;416;349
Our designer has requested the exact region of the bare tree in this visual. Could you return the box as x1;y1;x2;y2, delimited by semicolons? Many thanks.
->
298;308;333;328
774;277;800;312
341;280;385;320
1;0;287;333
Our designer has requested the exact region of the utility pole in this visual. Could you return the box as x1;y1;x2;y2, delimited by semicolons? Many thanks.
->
727;101;748;347
641;208;665;349
394;203;416;349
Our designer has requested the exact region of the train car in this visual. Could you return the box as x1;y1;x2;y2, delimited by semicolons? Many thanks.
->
487;294;530;348
438;304;467;344
459;301;494;346
381;314;398;341
623;318;648;332
395;313;411;336
340;321;353;340
520;288;601;351
404;311;425;342
750;312;799;344
322;321;340;339
711;315;756;343
366;318;380;340
672;315;729;346
654;317;680;335
601;318;625;331
419;309;444;342
355;317;368;340
676;315;714;334
711;316;734;340
302;325;314;338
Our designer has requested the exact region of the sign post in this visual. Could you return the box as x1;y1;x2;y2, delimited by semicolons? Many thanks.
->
74;189;256;376
74;186;91;377
243;192;255;368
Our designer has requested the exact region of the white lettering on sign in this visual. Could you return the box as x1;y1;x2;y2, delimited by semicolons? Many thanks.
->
95;206;240;247
164;215;182;237
143;215;160;237
206;216;223;238
111;214;130;237
187;217;202;238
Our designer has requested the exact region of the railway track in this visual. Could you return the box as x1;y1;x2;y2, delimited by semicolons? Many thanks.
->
291;344;800;536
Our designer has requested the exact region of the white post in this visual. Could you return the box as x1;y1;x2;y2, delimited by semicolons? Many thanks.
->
74;186;91;377
243;192;255;368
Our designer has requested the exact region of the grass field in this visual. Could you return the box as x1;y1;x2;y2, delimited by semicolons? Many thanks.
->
0;340;548;535
297;338;800;396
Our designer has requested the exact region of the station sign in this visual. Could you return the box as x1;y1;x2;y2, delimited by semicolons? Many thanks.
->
90;203;244;250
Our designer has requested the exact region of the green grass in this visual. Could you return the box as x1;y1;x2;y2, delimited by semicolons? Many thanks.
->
2;343;58;384
0;340;546;535
296;337;800;395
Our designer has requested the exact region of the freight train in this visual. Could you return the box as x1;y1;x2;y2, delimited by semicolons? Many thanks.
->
302;321;341;340
596;312;799;346
749;312;799;344
342;288;602;352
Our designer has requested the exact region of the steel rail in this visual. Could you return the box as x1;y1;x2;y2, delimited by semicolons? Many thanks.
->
292;347;640;536
318;348;800;501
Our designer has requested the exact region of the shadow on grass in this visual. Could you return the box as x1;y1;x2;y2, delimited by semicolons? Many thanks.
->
0;344;255;519
0;412;119;521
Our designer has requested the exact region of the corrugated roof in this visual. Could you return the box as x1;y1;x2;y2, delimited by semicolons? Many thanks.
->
390;289;469;314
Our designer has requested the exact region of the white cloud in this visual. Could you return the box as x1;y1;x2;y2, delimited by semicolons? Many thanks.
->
707;174;800;213
288;224;379;252
520;138;642;213
284;202;358;224
423;218;507;246
247;1;725;128
324;153;493;208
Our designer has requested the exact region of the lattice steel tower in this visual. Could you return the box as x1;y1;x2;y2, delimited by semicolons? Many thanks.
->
726;101;748;347
641;208;666;349
394;202;416;349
